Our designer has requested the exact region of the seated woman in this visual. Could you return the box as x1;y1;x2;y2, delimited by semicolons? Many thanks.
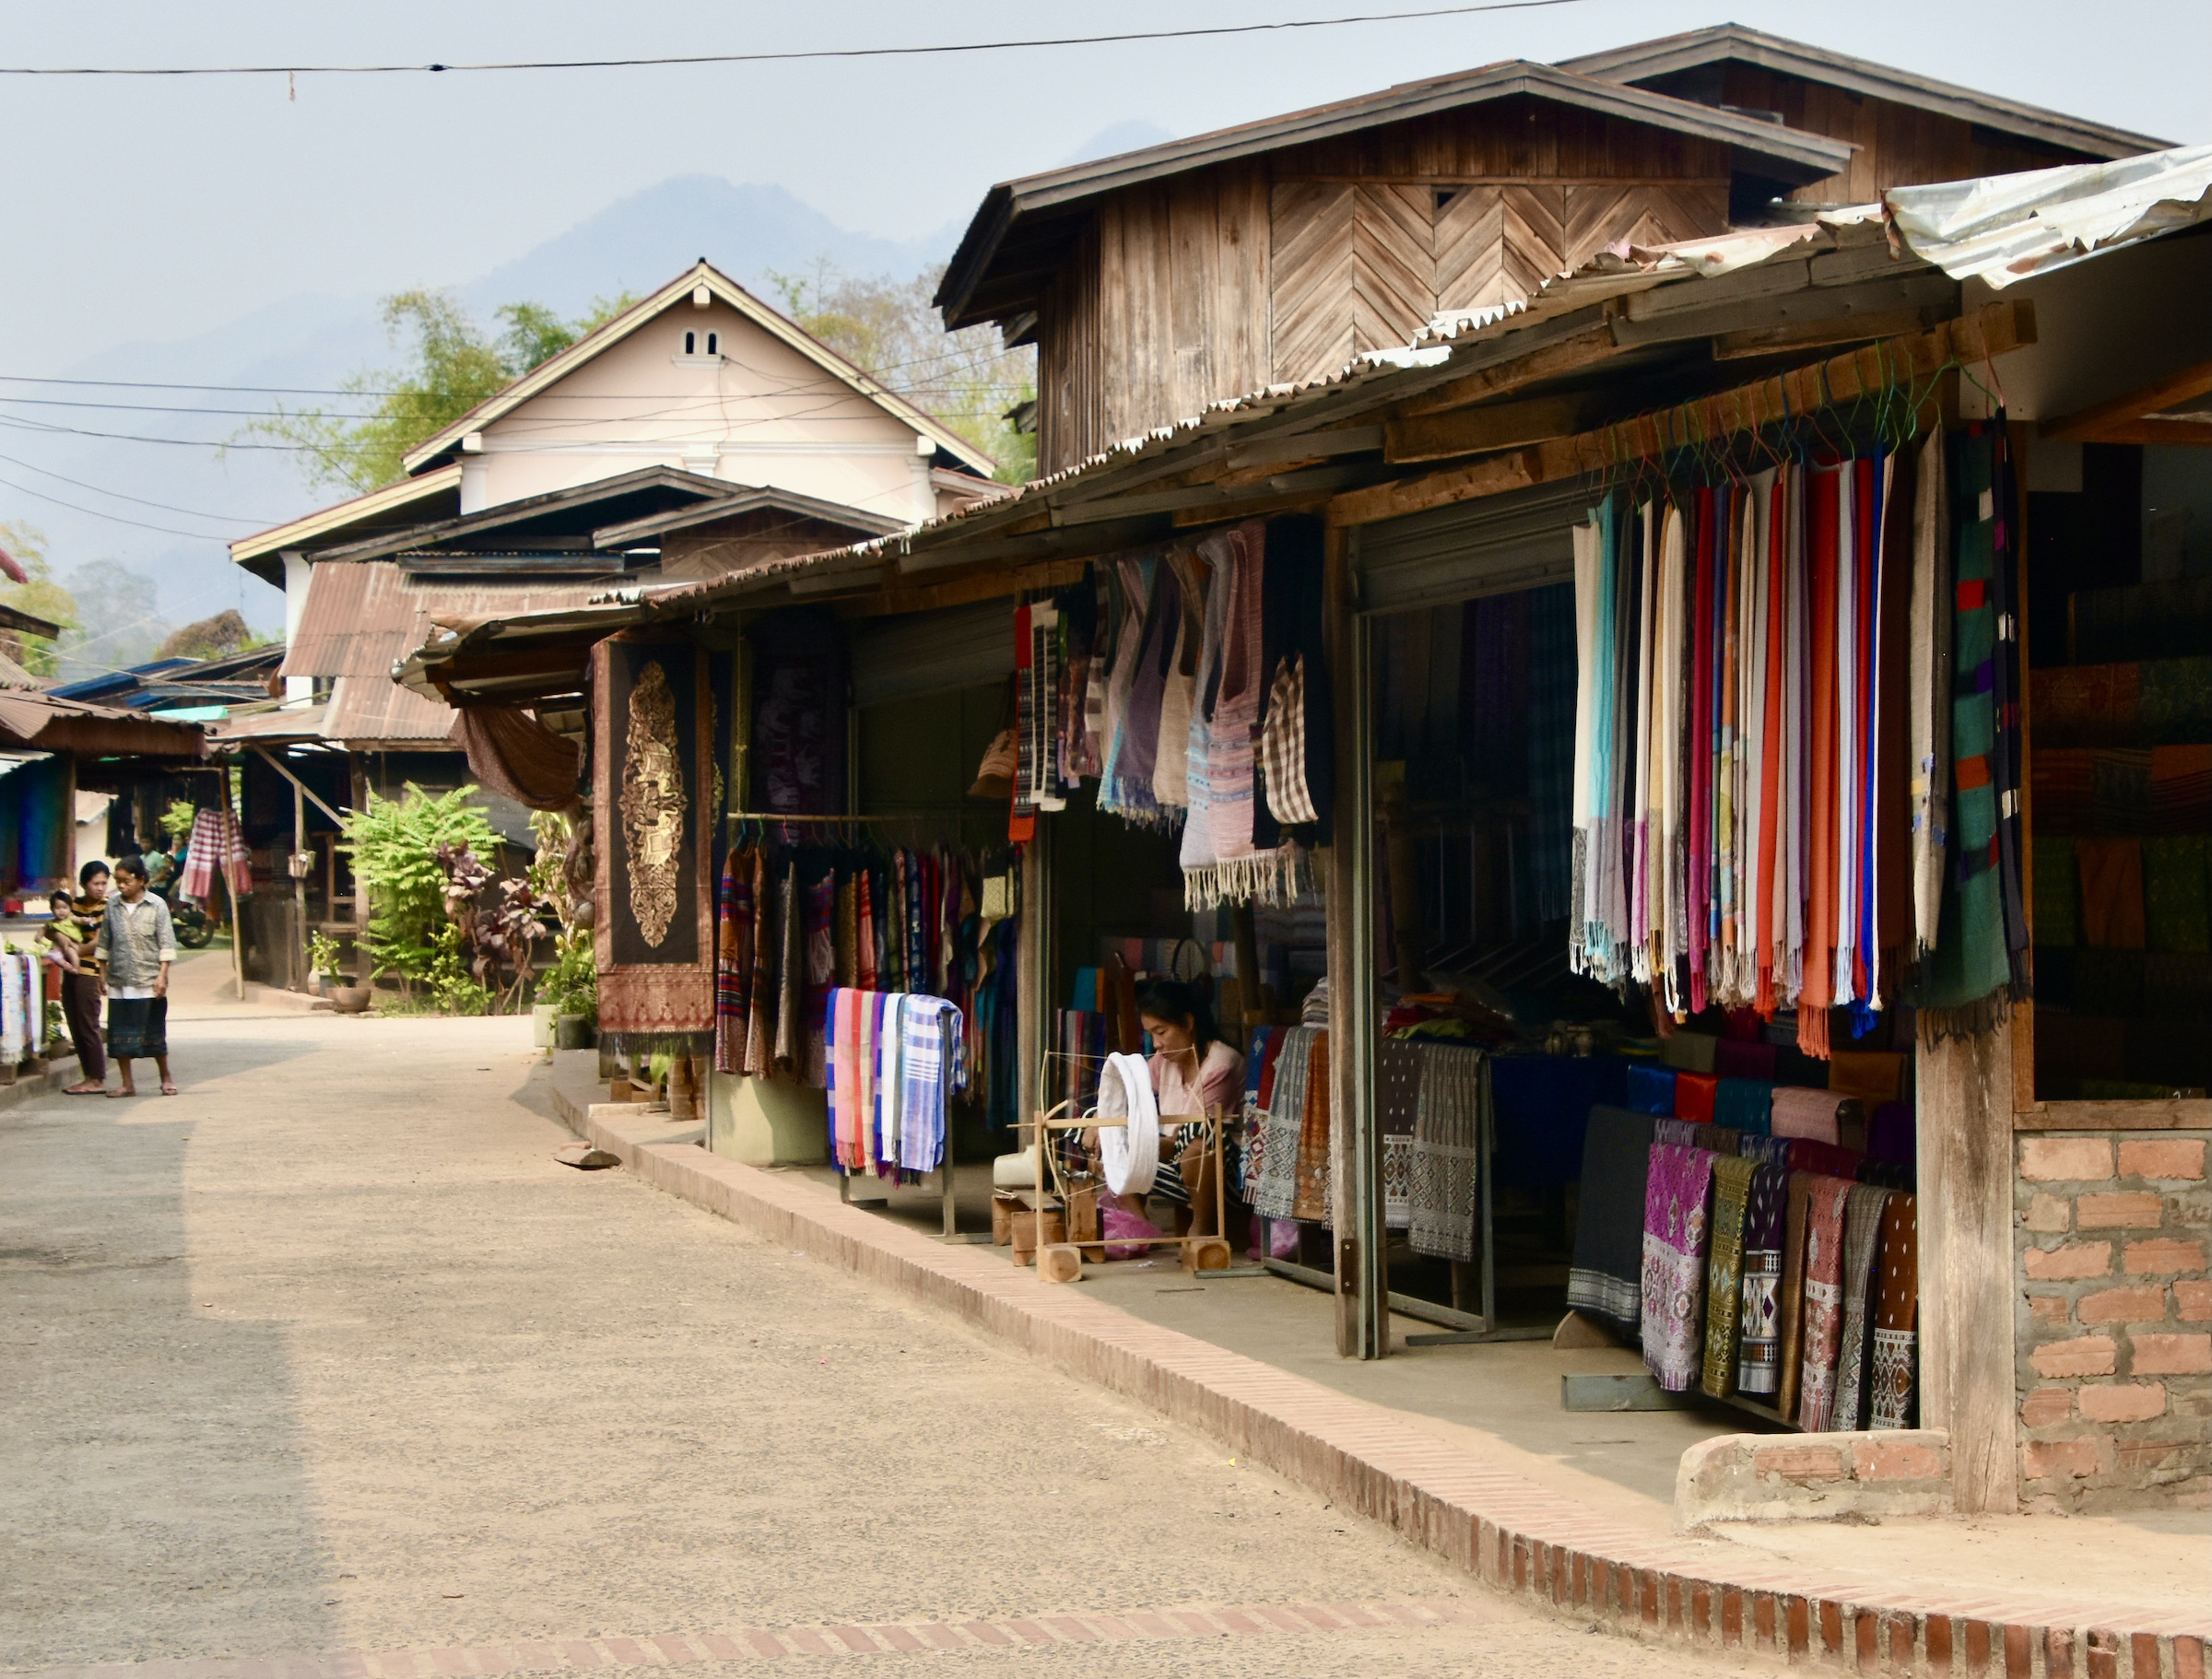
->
1132;978;1242;1237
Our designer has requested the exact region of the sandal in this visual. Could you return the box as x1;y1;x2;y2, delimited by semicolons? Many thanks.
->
64;1081;105;1096
160;1082;180;1097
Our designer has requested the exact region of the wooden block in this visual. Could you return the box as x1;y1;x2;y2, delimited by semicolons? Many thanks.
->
1010;1208;1066;1263
991;1194;1018;1247
1182;1236;1233;1273
1552;1309;1622;1349
1038;1243;1084;1285
1066;1184;1100;1246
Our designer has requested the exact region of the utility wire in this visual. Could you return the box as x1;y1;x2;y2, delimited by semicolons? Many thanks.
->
0;1;1601;76
0;449;275;523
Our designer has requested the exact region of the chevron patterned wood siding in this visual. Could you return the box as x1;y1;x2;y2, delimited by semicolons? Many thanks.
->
1270;179;1730;385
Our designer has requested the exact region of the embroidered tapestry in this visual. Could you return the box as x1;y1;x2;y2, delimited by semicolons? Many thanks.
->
595;637;715;1039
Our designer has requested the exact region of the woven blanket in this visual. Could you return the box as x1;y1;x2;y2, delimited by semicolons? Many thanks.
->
1641;1143;1716;1391
1713;1078;1775;1134
1701;1156;1758;1397
1775;1172;1815;1418
899;996;961;1174
1377;1039;1422;1230
1771;1086;1846;1144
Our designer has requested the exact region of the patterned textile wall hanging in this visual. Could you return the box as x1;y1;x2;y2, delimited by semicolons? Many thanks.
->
594;636;716;1039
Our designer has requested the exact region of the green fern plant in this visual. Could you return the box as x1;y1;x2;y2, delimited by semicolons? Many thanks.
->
337;784;499;988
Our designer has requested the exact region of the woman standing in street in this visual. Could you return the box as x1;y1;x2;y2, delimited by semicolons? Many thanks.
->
57;861;111;1095
93;855;178;1098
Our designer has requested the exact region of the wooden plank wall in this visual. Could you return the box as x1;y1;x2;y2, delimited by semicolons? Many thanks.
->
1712;66;2094;205
1034;161;1271;476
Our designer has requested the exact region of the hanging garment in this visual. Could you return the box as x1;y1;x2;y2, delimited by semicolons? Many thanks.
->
1908;430;1953;963
898;996;962;1173
1153;550;1201;811
1104;556;1178;827
1700;1155;1758;1398
180;805;253;901
1406;1044;1487;1262
743;850;774;1075
771;863;804;1074
824;986;861;1168
0;953;21;1064
1870;1193;1920;1428
1641;1143;1717;1392
1569;1105;1655;1337
1775;1172;1816;1418
1794;1174;1853;1432
1736;1163;1792;1395
1830;1183;1893;1431
714;848;755;1074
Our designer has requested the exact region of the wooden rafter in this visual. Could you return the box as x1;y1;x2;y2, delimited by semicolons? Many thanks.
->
1326;299;2037;529
2040;359;2212;443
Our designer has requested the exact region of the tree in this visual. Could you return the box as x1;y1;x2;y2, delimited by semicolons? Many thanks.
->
53;558;169;680
0;521;76;676
769;262;1037;485
236;290;641;495
158;609;268;662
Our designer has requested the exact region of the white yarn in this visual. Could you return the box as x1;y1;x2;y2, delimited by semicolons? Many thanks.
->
1095;1051;1160;1197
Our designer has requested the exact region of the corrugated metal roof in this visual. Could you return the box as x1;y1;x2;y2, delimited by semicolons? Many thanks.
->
281;562;610;744
1888;144;2212;288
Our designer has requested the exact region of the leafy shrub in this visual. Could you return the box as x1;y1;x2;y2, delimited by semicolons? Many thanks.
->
338;784;499;988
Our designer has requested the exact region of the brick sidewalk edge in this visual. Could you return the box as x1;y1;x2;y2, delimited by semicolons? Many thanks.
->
548;1083;2208;1679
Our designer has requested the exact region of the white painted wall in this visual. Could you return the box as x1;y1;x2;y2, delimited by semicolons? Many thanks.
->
472;299;985;522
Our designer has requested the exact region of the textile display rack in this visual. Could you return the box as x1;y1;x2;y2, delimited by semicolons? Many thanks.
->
724;807;1007;1243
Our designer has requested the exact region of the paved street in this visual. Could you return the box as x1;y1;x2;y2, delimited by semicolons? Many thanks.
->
1;981;1753;1677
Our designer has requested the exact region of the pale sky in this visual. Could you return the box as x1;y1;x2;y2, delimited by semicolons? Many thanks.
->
4;0;2206;377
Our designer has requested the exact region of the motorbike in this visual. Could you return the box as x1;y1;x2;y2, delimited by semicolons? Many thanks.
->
159;880;217;949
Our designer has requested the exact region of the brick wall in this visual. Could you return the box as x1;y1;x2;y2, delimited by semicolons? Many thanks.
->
2014;1133;2210;1510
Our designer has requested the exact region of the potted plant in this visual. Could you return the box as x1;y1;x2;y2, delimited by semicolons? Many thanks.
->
306;929;341;995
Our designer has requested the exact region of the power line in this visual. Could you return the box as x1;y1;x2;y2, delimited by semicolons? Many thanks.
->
0;449;276;523
0;472;247;540
0;2;1601;76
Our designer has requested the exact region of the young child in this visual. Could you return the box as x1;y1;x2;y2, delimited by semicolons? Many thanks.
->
40;890;86;972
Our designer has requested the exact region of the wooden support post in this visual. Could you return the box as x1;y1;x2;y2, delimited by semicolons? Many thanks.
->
223;765;246;1002
291;778;307;992
1918;1015;2020;1515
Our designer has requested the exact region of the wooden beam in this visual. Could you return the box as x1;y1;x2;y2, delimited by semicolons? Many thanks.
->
246;744;347;826
1384;395;1595;464
843;558;1091;619
1223;425;1383;470
1392;323;1620;419
2043;417;2212;448
1328;300;2037;529
1712;303;1941;361
2041;358;2212;442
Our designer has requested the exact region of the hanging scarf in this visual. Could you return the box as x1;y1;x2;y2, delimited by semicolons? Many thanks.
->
1641;1143;1716;1392
1570;508;1604;977
1908;429;1953;965
1800;465;1842;1057
713;848;754;1074
1179;539;1225;880
1735;1163;1792;1395
744;849;774;1076
1830;1183;1892;1430
1870;1192;1920;1428
1774;1171;1815;1418
1794;1174;1853;1431
1153;550;1201;812
1570;1105;1655;1336
771;862;804;1075
1291;1030;1333;1224
1104;556;1178;827
1919;427;2027;1036
1700;1155;1758;1397
898;996;961;1174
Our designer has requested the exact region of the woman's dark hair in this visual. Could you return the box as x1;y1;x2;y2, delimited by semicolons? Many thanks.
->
112;855;148;884
1135;977;1218;1058
79;859;111;887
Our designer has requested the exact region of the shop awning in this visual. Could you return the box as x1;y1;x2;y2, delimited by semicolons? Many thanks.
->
0;689;208;757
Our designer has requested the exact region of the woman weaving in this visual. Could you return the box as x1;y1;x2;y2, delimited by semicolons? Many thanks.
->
1124;978;1241;1236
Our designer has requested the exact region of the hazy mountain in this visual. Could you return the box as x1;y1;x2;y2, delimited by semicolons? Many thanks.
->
4;178;970;640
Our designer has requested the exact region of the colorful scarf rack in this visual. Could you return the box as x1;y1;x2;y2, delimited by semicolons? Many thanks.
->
825;987;965;1179
1567;427;2023;1046
180;804;253;901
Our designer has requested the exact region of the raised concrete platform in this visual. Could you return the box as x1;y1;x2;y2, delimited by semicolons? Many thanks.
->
536;1058;2209;1677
